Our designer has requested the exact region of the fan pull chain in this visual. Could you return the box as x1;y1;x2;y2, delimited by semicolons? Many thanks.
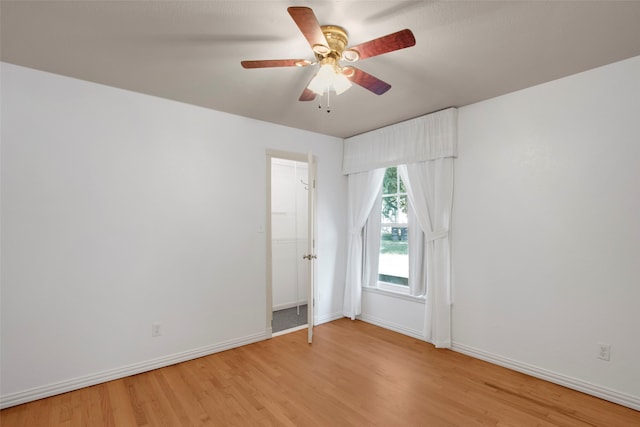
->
316;88;332;113
326;87;331;113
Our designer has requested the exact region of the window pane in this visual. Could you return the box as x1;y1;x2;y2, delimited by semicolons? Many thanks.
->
378;226;408;286
381;196;398;223
377;166;410;290
382;167;397;195
399;195;408;220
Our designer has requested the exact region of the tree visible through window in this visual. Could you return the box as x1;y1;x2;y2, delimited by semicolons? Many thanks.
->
379;167;409;287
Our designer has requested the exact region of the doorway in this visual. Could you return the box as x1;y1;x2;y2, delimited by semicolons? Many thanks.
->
267;152;314;337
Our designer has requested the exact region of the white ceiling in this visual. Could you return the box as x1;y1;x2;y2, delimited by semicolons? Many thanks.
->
2;1;640;138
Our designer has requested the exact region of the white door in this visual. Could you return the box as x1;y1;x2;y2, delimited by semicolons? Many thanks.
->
306;152;317;343
266;150;316;340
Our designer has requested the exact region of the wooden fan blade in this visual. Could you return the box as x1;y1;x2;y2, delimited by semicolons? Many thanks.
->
241;59;308;68
347;67;391;95
299;70;319;101
287;7;328;51
299;88;317;102
349;29;415;60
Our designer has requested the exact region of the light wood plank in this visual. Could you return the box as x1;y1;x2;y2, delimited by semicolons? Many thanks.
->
2;319;639;426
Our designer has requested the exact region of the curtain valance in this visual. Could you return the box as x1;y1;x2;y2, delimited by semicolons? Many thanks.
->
342;107;458;174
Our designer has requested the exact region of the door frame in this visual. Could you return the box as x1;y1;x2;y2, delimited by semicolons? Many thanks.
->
265;149;317;338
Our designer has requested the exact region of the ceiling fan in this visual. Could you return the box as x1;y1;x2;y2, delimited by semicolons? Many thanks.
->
241;6;416;102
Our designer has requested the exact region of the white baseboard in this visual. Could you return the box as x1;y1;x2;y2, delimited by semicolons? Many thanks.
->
452;342;640;411
315;311;344;326
0;331;268;410
358;313;425;341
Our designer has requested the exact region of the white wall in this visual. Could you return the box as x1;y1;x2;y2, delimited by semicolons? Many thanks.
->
360;289;425;339
452;55;640;407
271;159;308;310
0;63;347;407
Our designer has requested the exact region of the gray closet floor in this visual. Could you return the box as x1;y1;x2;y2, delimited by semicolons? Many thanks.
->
272;305;307;333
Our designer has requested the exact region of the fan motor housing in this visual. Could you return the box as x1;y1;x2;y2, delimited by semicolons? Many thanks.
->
319;25;348;59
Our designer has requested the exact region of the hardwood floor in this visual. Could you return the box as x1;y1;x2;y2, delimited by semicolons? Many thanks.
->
2;319;638;426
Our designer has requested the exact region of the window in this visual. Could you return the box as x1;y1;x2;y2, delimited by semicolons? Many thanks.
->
378;167;409;291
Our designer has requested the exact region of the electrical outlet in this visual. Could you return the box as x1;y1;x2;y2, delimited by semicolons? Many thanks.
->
597;343;611;361
152;323;162;338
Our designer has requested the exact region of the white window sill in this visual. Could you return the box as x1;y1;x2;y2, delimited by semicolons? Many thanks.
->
362;286;426;304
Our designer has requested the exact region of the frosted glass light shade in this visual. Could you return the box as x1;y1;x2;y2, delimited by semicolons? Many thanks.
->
307;64;352;96
333;73;352;95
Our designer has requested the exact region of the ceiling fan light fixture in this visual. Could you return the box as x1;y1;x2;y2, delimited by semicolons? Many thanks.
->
307;64;334;95
307;63;352;96
333;72;352;95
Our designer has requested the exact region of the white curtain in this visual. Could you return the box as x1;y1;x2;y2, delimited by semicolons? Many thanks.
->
398;159;454;348
342;169;385;319
341;107;457;347
363;188;383;288
405;197;426;297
